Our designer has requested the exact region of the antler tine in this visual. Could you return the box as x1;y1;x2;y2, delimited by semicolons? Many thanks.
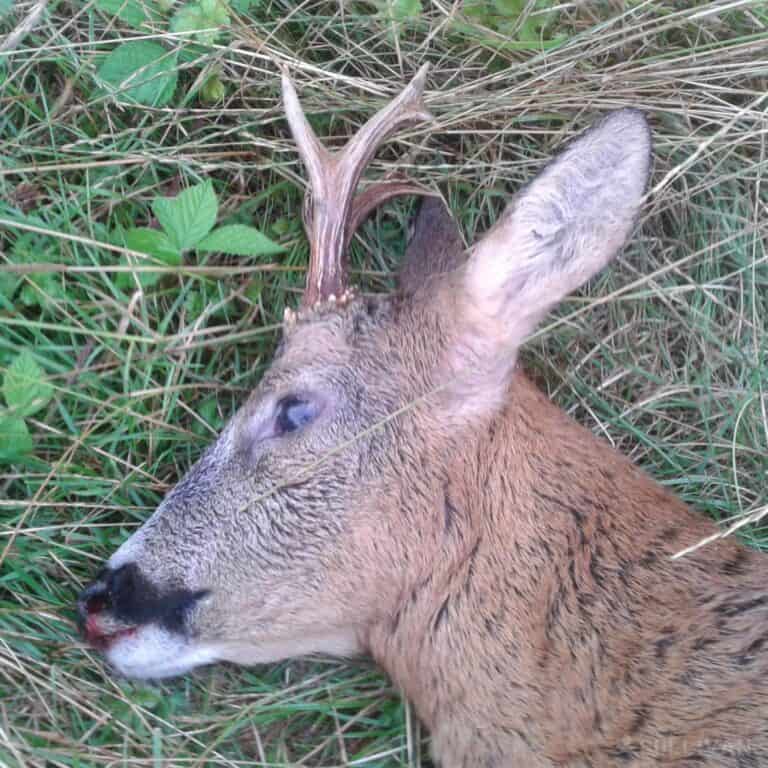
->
282;64;432;308
281;69;331;207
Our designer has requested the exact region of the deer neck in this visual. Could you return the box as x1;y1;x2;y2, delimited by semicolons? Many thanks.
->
364;369;725;767
363;370;568;763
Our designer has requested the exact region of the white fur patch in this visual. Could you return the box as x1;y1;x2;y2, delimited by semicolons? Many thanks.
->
104;624;218;680
103;622;361;680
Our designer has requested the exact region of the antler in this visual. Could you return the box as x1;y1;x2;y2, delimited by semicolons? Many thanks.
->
282;64;433;308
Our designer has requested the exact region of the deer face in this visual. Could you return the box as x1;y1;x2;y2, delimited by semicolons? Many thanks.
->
79;296;433;679
78;67;650;680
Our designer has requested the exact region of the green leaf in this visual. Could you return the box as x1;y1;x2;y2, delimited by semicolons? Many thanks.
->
199;0;228;23
3;350;53;417
200;73;225;103
197;225;283;256
152;181;218;252
17;275;63;307
170;0;229;43
119;228;181;289
10;235;65;306
170;2;205;33
97;41;178;107
0;0;14;19
95;0;162;28
0;415;33;461
178;41;215;65
125;228;181;265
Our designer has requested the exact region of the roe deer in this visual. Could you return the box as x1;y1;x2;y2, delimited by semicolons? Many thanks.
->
78;66;768;766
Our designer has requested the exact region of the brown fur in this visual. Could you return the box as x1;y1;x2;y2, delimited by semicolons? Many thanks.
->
366;367;768;767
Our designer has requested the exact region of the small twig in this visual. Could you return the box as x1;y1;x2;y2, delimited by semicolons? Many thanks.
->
0;0;49;54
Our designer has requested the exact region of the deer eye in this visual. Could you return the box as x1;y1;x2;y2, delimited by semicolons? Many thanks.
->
274;396;319;436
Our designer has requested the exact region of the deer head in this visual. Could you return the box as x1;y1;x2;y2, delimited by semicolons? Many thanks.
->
77;67;650;680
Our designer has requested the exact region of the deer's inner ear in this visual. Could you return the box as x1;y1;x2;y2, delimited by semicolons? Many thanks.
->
437;109;651;421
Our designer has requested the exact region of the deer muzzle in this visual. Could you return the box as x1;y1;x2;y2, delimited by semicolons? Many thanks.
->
77;563;213;678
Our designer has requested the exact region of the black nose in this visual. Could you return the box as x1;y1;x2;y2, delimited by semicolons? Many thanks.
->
77;563;142;624
77;562;208;632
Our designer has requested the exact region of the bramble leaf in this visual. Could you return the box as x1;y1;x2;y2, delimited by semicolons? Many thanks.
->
97;41;178;106
0;414;34;461
197;224;283;256
170;0;229;43
3;350;53;417
125;227;181;265
95;0;162;28
152;181;218;252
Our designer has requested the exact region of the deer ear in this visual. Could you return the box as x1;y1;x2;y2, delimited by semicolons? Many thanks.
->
399;197;466;295
464;109;651;342
448;109;651;410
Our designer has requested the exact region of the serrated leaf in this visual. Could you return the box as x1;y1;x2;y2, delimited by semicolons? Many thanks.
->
10;237;65;306
0;415;33;461
200;0;228;23
197;225;283;257
120;228;180;289
95;0;162;28
20;274;64;307
97;41;178;107
125;227;181;265
3;350;54;417
152;181;218;252
170;2;205;33
171;0;229;43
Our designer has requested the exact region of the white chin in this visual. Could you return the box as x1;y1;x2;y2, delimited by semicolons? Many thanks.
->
104;624;217;680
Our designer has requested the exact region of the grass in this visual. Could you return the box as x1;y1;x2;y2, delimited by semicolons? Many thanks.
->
1;0;767;765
